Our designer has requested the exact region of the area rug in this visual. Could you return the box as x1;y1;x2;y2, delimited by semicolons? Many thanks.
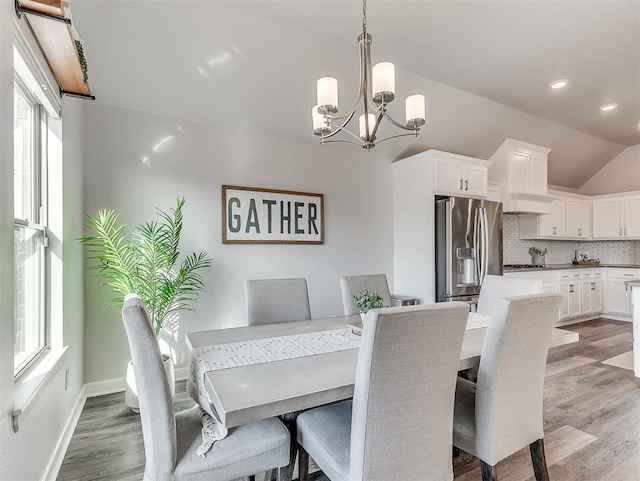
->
602;351;633;371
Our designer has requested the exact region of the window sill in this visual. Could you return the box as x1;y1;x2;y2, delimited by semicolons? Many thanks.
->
12;346;68;433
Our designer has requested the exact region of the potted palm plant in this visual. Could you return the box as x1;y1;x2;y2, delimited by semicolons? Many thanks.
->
80;197;212;410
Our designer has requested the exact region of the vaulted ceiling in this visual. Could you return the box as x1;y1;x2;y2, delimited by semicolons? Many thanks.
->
71;0;640;188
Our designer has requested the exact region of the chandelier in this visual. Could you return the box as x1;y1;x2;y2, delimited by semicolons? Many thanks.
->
311;0;425;150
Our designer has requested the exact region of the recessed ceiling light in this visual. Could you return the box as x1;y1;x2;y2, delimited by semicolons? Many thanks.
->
550;79;569;89
600;103;618;111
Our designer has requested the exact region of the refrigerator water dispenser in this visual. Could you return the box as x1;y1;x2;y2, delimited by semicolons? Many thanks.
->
457;247;478;286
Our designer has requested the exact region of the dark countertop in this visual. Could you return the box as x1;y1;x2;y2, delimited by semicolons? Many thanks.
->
504;263;640;272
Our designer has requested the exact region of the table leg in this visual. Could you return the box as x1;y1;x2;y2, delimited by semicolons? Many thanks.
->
277;411;301;481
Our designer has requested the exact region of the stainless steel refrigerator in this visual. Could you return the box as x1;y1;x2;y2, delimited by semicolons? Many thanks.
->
435;197;503;304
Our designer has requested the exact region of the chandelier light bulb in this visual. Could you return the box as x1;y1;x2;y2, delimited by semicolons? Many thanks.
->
405;94;426;128
359;114;376;139
372;62;395;103
312;105;331;136
317;77;338;115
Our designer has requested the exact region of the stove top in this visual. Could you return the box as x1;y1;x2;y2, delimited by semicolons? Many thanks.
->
503;264;547;269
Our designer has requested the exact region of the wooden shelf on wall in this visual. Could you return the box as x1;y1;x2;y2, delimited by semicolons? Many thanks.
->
17;0;94;99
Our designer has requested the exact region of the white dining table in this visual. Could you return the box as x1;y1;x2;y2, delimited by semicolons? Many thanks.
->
185;314;579;429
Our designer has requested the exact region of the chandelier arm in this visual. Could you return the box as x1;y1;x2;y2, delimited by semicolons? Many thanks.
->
375;132;420;145
320;109;359;140
322;30;368;123
323;121;364;143
321;139;364;146
369;110;386;140
361;31;373;139
384;112;420;131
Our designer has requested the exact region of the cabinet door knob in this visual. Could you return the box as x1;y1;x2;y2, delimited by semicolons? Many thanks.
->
459;179;463;190
465;180;469;191
553;227;557;235
620;227;623;236
591;283;595;290
578;228;582;236
569;285;574;293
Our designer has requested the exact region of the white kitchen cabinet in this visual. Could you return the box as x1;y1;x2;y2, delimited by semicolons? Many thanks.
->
506;147;548;195
488;138;554;214
433;152;490;199
487;181;501;202
592;193;640;239
605;268;640;315
506;268;604;321
557;280;571;320
624;195;640;237
573;271;604;316
519;191;591;240
566;198;590;239
581;273;603;315
538;197;567;237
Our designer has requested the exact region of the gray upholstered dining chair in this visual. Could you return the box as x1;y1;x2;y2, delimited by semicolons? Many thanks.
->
296;302;470;481
245;278;311;325
339;274;392;315
122;294;290;481
476;275;543;315
453;293;563;481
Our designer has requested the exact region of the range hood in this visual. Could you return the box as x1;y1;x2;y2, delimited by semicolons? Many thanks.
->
502;191;555;214
488;138;555;214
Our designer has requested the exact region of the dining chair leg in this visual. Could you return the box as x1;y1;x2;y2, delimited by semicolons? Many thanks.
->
480;461;498;481
298;447;310;481
453;446;460;458
530;438;551;481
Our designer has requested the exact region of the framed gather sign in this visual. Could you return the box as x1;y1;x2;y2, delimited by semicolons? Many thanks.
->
222;185;324;244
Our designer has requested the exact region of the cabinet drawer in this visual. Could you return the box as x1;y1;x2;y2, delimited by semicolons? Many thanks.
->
607;268;640;280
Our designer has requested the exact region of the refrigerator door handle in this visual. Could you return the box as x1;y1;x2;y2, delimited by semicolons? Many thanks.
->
477;207;488;285
473;208;481;285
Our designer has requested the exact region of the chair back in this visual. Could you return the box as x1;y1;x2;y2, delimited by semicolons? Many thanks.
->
339;274;392;315
476;274;543;315
350;302;469;481
475;293;562;465
245;278;311;325
122;294;176;481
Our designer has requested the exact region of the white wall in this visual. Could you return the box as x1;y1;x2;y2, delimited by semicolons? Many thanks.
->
0;0;16;474
578;144;640;195
82;104;394;383
0;3;87;478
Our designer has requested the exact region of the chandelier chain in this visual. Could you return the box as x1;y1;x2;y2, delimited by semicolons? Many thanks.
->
362;0;367;34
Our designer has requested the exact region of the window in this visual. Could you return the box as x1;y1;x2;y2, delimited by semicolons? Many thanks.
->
13;69;48;375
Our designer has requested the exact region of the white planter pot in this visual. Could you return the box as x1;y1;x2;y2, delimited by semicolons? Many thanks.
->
125;355;175;413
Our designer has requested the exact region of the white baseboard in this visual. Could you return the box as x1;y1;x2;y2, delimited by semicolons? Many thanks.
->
85;366;189;398
555;312;632;327
600;313;633;323
42;386;87;481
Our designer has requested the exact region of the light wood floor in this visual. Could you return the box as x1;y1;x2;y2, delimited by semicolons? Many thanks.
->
57;318;640;481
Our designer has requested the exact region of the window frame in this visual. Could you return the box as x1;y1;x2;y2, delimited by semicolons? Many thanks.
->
13;58;50;378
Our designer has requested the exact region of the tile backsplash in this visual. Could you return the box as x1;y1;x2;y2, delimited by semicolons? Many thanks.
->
503;214;640;265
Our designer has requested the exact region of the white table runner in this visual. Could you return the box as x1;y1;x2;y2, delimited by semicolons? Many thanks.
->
466;312;492;330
